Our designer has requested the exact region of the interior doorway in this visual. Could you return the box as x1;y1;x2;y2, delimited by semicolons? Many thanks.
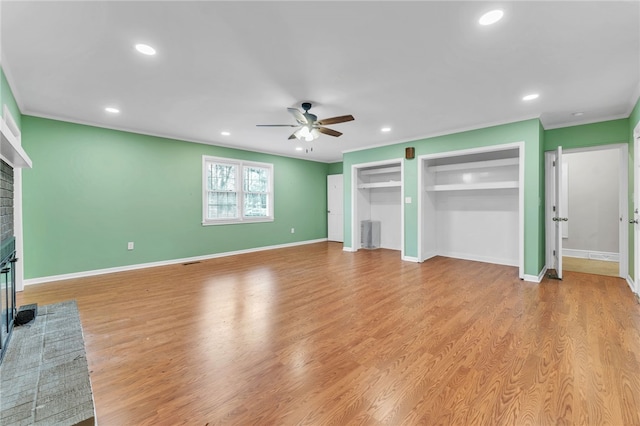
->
545;144;628;279
327;174;344;242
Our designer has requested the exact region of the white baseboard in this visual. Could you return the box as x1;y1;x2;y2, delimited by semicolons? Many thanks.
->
523;266;547;283
420;252;438;263
342;246;356;252
24;238;328;286
563;249;619;262
437;250;518;268
627;275;637;294
402;256;420;263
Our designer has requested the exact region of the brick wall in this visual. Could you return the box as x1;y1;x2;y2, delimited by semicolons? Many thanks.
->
1;159;14;244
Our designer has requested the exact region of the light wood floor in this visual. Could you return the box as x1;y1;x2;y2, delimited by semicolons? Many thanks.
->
562;256;619;277
16;243;640;425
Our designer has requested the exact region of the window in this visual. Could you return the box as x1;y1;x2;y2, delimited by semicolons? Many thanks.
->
203;156;274;225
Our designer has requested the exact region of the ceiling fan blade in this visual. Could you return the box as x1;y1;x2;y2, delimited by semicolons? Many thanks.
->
288;128;304;140
318;127;343;137
256;124;299;127
317;115;354;126
287;108;308;125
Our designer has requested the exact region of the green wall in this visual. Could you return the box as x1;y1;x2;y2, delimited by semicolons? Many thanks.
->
343;119;545;277
328;162;343;175
544;118;629;151
1;68;21;130
22;116;330;279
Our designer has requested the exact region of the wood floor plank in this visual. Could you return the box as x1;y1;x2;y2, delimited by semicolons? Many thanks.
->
14;242;640;425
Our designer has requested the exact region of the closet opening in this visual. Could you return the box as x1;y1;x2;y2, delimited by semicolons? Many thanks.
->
418;142;525;279
351;159;404;258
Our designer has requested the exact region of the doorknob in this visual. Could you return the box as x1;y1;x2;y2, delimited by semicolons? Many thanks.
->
630;219;638;224
561;218;568;221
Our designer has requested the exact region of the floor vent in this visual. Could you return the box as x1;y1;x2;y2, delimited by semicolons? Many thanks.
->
182;261;201;266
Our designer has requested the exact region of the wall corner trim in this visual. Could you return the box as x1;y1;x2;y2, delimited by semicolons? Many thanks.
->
523;266;547;283
626;275;636;295
401;256;420;263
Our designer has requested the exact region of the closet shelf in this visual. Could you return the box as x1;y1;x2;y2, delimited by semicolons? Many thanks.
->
359;166;401;176
428;157;518;173
358;181;402;189
426;181;519;191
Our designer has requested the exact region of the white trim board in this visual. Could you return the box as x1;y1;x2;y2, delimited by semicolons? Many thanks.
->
626;275;637;297
524;266;548;284
23;238;328;286
436;251;518;268
562;249;619;262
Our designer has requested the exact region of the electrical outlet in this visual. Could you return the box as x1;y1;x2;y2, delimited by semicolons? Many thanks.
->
127;242;134;250
290;228;295;234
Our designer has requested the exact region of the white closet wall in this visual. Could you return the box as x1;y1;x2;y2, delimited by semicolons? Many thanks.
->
421;146;522;270
435;189;519;265
370;187;402;250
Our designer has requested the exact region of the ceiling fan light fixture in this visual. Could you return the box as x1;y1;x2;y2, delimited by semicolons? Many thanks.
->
299;126;311;138
298;126;319;142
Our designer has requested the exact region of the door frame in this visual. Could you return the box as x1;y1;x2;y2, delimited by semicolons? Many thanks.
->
545;143;628;279
633;121;640;294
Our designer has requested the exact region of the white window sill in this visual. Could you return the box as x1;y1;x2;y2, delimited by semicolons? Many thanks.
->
202;218;274;226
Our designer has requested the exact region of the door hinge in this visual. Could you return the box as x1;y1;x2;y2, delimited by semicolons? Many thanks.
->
553;160;556;167
553;250;556;256
553;205;556;212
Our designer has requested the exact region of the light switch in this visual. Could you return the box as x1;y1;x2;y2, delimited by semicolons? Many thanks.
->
405;197;412;204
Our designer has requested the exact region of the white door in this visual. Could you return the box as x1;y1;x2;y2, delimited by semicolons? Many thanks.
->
327;174;344;242
634;123;640;294
554;146;566;279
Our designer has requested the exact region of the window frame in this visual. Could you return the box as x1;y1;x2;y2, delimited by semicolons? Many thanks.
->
202;155;274;225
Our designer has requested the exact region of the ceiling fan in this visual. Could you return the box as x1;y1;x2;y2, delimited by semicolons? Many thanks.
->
257;102;354;142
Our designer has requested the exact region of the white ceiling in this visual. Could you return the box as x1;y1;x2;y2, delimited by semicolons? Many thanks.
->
2;1;639;163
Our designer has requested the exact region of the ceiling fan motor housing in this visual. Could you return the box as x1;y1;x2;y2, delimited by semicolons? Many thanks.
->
301;103;317;123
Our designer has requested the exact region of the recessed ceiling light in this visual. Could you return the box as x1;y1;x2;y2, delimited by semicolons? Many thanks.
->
295;147;303;151
221;131;230;136
135;43;156;56
479;9;504;26
105;107;120;114
522;93;539;101
572;112;584;117
381;127;391;132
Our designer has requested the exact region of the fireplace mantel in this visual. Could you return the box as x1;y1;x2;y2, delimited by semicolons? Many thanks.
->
1;106;31;169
